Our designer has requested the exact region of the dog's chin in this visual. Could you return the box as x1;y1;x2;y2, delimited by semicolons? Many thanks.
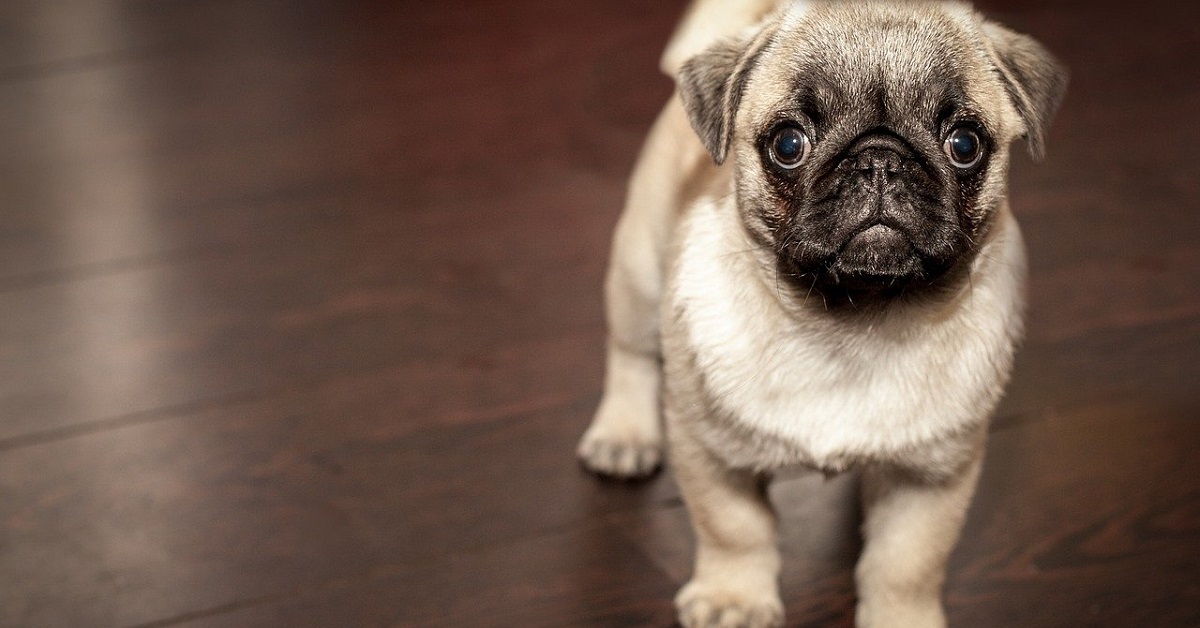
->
780;225;956;304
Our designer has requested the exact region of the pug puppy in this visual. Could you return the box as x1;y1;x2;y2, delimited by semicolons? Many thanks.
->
577;1;1066;627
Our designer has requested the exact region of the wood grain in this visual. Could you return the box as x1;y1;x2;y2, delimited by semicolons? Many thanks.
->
0;0;1196;626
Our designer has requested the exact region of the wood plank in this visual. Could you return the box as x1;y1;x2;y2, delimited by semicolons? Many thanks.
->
950;401;1200;627
0;0;1197;627
0;396;680;627
169;524;680;628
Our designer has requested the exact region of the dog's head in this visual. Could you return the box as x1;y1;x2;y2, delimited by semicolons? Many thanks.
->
679;1;1066;303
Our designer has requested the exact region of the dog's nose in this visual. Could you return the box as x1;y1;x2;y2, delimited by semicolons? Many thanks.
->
840;131;912;182
853;148;904;174
843;133;914;176
847;132;915;157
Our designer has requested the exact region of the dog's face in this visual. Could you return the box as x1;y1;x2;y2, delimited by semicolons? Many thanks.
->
679;2;1066;302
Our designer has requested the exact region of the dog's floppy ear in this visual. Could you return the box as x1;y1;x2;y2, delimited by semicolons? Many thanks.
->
677;24;777;165
983;22;1068;161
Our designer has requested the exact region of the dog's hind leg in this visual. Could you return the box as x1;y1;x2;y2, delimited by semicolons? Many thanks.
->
577;97;711;479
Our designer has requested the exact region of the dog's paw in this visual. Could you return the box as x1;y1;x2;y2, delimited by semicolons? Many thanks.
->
675;581;784;628
855;599;946;628
576;429;662;479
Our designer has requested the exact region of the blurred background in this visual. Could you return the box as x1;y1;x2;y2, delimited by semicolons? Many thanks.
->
0;0;1196;626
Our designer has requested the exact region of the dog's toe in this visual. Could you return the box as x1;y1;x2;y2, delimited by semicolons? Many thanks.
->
577;436;662;479
676;583;783;628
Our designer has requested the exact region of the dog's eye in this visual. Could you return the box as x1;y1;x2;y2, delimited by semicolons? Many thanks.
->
768;126;810;169
944;126;983;169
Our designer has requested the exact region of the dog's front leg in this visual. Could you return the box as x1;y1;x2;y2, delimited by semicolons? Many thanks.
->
670;417;783;628
578;98;709;479
854;455;984;628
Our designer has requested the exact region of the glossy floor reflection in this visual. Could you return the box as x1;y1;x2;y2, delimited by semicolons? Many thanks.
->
0;1;1197;626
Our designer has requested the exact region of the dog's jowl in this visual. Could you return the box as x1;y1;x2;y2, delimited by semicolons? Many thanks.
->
577;2;1066;627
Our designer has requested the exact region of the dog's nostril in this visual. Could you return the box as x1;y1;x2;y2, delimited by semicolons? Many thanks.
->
853;149;904;175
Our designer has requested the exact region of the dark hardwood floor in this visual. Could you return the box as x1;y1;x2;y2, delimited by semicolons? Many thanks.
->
0;1;1196;626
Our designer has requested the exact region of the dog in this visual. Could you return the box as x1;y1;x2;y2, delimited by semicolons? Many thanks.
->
577;1;1066;626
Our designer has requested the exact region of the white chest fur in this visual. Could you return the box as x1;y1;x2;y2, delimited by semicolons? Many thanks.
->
666;196;1026;472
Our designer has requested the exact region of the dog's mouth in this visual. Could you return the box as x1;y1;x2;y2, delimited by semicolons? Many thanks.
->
827;224;924;285
776;221;959;300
